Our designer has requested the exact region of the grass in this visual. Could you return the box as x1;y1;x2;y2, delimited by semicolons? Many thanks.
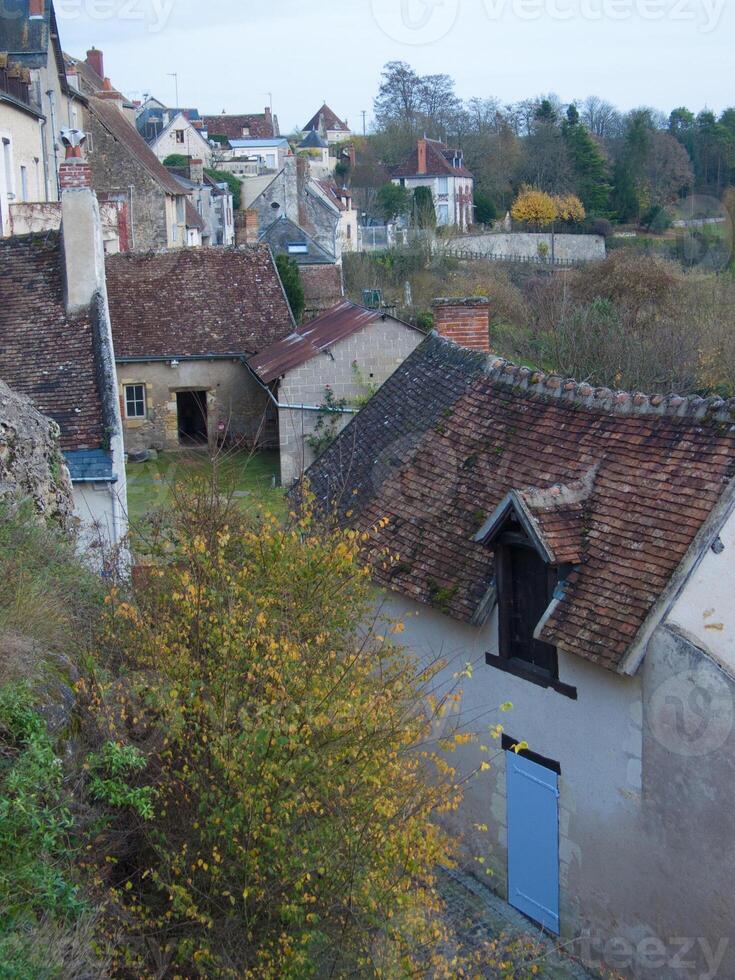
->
125;449;285;528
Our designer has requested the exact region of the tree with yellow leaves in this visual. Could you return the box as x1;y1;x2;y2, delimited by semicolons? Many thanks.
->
510;186;558;228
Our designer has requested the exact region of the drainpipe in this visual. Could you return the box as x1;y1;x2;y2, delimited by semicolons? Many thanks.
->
243;359;358;414
46;89;60;200
38;117;50;203
128;185;136;250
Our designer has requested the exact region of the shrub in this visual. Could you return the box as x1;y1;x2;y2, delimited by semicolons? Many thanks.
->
86;483;474;977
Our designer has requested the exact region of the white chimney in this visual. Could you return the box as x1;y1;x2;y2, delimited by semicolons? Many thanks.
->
59;130;106;316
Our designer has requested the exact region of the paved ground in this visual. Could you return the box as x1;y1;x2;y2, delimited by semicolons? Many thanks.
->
437;867;597;978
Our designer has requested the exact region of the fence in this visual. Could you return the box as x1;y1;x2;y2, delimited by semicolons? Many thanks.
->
447;248;588;268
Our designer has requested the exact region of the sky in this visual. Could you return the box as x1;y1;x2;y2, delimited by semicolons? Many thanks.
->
55;0;734;130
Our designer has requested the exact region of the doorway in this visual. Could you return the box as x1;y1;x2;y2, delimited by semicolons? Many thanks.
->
177;390;208;445
506;746;560;934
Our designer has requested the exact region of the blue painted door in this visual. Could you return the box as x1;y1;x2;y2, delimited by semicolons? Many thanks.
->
506;751;560;934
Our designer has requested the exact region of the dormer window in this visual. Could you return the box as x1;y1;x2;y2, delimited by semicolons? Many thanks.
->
242;126;250;136
475;488;583;700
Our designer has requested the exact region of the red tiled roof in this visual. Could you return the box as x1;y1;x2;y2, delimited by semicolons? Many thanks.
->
249;301;420;384
304;340;735;673
303;104;349;134
88;97;185;197
392;138;473;179
202;113;275;140
0;234;105;451
106;246;295;360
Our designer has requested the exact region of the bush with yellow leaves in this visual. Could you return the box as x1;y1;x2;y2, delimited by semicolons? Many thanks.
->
81;476;485;977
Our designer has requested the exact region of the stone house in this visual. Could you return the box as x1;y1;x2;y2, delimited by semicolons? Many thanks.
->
64;47;137;125
4;0;86;203
0;144;128;561
104;246;295;455
257;214;345;320
168;160;235;247
392;137;474;231
84;93;189;250
302;104;352;145
144;111;213;167
303;298;735;979
248;301;425;485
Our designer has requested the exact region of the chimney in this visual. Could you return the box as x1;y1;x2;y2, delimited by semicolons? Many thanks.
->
417;138;428;176
29;0;44;19
58;130;106;316
98;77;125;112
86;47;104;81
235;208;259;246
189;158;204;184
264;105;273;132
432;297;491;353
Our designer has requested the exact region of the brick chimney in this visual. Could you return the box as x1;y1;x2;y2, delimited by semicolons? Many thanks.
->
58;130;106;316
86;47;104;80
235;208;259;246
29;0;45;18
98;77;124;112
264;105;273;133
432;297;491;353
417;138;428;176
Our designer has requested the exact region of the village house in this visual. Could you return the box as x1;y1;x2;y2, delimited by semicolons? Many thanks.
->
217;137;290;175
302;297;735;978
0;136;127;560
202;107;279;141
104;246;295;455
0;53;46;236
135;96;203;141
84;91;190;250
248;300;425;485
142;110;213;167
4;0;86;203
303;103;352;145
167;158;235;247
64;47;137;125
392;137;474;231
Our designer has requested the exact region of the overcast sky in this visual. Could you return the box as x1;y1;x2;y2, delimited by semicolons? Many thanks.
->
56;0;734;130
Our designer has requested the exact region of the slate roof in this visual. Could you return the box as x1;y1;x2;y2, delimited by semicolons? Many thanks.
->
259;216;335;265
0;234;105;452
392;138;473;179
202;112;276;140
303;104;349;134
249;302;422;384
304;337;735;673
87;97;185;197
299;130;329;150
105;246;295;360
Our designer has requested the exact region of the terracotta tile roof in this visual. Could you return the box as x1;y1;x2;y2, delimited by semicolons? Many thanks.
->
392;139;473;179
303;104;349;134
249;302;422;384
202;112;276;140
88;97;185;197
315;178;348;211
304;340;735;673
0;234;105;451
105;246;295;360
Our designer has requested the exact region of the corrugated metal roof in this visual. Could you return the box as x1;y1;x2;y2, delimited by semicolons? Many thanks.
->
248;301;420;384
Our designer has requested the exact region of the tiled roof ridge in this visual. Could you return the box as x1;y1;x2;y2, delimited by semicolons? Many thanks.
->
485;355;735;424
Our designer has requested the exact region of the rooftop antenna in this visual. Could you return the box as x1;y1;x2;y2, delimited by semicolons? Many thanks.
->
167;72;179;108
361;110;367;135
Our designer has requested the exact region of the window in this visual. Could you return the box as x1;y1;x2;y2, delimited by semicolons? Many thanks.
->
175;129;185;143
438;176;449;195
496;541;558;678
124;384;146;419
19;166;28;202
287;242;308;255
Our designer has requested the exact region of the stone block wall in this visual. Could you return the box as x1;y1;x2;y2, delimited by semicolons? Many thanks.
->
450;232;606;263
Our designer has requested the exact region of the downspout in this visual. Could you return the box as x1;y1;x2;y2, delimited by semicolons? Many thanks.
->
39;116;50;203
128;185;136;250
46;89;60;199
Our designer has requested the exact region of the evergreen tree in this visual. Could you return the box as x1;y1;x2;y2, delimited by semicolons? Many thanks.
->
275;254;305;323
562;105;611;214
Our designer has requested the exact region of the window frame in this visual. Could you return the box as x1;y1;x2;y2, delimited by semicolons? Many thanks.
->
486;530;578;700
175;129;185;144
124;383;147;420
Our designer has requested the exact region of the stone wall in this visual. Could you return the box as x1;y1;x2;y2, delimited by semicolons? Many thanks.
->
0;379;74;528
86;110;170;252
449;232;606;263
10;200;124;253
118;359;271;454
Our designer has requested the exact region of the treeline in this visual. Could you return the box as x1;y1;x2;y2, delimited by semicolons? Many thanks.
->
353;61;735;226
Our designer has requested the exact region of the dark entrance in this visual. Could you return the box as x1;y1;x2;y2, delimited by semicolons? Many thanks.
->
176;390;208;445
